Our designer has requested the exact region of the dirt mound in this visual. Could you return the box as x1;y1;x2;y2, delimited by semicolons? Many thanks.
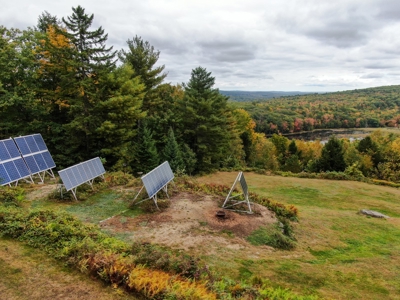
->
100;191;276;253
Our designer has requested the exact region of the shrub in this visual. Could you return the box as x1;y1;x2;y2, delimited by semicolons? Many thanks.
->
104;171;137;187
0;186;25;207
247;222;296;250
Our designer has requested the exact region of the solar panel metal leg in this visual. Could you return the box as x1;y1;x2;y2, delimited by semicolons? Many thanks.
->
152;195;160;210
87;179;94;190
36;171;45;184
162;184;169;198
45;169;55;179
70;188;78;201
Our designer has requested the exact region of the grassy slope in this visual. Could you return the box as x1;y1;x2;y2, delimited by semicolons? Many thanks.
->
197;172;400;299
0;238;138;300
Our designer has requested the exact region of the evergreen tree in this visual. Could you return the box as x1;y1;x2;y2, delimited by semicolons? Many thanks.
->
36;11;60;33
288;140;298;155
132;124;159;174
180;143;197;175
270;134;288;166
119;36;167;112
179;67;235;173
315;136;347;172
357;136;384;167
96;64;145;169
61;5;117;160
162;128;184;172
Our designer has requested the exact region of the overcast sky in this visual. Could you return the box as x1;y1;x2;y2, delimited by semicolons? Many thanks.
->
2;0;400;92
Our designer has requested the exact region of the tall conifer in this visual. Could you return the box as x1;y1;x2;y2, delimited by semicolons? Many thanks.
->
179;67;235;173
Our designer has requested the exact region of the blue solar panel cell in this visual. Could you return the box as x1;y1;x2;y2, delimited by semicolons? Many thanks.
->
24;156;40;173
77;164;87;182
0;164;11;185
96;158;106;174
13;158;30;177
42;151;56;168
3;139;20;158
34;134;47;151
86;160;95;178
58;157;105;192
0;141;10;161
91;159;100;175
66;168;78;190
14;137;31;155
25;136;39;153
33;153;47;171
4;161;20;181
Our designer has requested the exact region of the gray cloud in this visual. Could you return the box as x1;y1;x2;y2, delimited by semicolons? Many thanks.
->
1;0;400;91
360;73;384;79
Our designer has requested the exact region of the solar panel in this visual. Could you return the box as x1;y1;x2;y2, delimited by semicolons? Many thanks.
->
141;161;174;199
13;134;56;181
222;172;252;213
239;173;248;196
0;138;31;186
58;157;106;200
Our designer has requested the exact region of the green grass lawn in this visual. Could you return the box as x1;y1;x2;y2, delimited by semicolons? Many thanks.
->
19;174;400;299
198;172;400;299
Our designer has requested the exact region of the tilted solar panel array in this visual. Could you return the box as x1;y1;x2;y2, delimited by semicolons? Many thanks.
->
14;134;56;174
239;172;248;196
141;161;174;199
58;157;106;191
0;138;31;186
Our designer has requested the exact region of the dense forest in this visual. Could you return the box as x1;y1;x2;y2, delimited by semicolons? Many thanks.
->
1;5;400;182
234;85;400;134
220;90;311;101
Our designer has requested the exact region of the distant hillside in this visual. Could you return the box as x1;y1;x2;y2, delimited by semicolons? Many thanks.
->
236;85;400;134
220;90;313;101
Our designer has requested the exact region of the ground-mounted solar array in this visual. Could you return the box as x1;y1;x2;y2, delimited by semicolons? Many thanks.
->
0;138;32;186
14;134;56;177
58;157;106;200
223;171;253;213
141;161;174;199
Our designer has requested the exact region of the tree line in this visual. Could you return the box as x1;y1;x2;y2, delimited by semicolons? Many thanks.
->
1;6;400;182
0;6;247;174
235;85;400;134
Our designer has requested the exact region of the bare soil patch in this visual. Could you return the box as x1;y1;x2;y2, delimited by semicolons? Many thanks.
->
100;191;277;254
24;183;57;201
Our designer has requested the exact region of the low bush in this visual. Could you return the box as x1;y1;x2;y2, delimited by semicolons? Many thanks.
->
247;222;297;250
104;171;137;187
0;206;217;299
0;186;25;207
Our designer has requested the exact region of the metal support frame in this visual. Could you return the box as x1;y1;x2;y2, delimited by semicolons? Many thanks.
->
132;182;171;211
31;168;55;184
58;174;105;201
222;172;253;214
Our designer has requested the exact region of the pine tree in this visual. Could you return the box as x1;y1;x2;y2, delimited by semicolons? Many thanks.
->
132;124;159;174
316;136;347;172
61;6;117;160
119;36;167;112
162;128;184;172
96;64;145;169
179;67;236;173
